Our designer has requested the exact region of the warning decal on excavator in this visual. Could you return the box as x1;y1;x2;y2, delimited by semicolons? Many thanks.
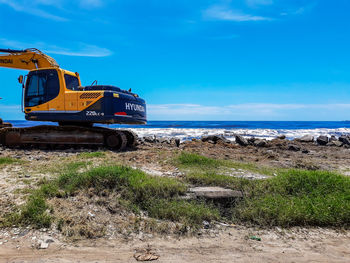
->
86;111;105;116
0;59;13;64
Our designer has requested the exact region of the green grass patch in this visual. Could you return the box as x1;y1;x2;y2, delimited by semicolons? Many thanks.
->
178;152;221;168
5;152;349;230
3;165;219;229
57;166;187;199
178;153;350;227
235;169;350;227
177;152;275;176
1;192;51;228
0;157;20;166
56;166;219;225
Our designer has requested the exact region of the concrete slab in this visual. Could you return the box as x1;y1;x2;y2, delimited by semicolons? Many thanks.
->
188;186;243;199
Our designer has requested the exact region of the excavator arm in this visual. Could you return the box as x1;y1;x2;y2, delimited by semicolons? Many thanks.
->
0;48;59;70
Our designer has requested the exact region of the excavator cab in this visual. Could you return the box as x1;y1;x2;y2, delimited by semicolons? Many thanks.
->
24;69;60;108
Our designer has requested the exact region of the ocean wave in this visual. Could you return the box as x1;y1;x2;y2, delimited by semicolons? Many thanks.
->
118;128;350;141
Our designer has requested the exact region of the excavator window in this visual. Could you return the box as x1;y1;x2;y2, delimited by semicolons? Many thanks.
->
24;69;59;107
64;74;79;90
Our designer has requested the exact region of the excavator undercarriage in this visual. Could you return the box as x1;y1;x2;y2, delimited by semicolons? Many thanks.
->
0;118;12;129
0;125;138;150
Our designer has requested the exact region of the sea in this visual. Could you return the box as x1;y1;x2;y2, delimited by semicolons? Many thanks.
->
6;120;350;142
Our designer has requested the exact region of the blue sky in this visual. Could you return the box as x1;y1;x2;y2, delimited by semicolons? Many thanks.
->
0;0;350;120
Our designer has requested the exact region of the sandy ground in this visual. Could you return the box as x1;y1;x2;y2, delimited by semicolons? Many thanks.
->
0;139;350;262
0;227;349;263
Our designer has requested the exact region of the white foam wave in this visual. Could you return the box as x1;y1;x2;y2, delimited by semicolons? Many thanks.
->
117;128;350;141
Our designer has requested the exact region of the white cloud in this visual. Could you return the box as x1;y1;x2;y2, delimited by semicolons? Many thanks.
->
0;0;68;21
0;38;112;57
203;5;271;22
46;43;112;57
0;0;108;20
203;0;315;22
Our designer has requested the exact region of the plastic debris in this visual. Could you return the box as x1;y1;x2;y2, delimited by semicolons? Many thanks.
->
134;246;159;261
249;236;262;241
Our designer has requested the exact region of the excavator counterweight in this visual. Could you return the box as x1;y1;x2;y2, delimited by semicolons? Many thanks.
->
0;48;147;150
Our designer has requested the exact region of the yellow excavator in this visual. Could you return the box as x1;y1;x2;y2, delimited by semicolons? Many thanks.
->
0;48;147;150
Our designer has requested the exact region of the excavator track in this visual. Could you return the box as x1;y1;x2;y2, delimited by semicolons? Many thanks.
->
0;118;12;128
0;125;137;151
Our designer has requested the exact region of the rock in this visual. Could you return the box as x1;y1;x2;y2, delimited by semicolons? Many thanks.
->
175;138;180;147
339;135;350;145
144;136;155;143
201;135;216;142
219;136;231;144
38;241;49;249
327;140;343;147
189;186;243;199
329;135;337;142
298;135;314;142
43;236;54;244
247;137;256;144
301;149;309;154
156;138;166;143
277;135;286;140
316;135;328;145
203;221;210;229
201;135;229;144
253;139;267;147
157;138;172;144
288;145;300;151
332;141;343;147
235;135;248;146
24;174;31;178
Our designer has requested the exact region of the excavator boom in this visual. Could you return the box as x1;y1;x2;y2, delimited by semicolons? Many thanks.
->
0;48;59;70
